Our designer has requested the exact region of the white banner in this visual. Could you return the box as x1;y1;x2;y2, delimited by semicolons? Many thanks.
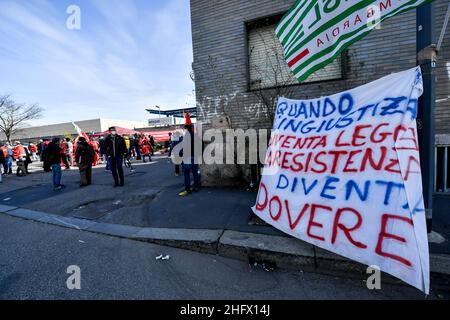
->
253;67;429;293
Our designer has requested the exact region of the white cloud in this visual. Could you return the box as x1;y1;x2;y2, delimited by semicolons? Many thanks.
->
0;0;194;125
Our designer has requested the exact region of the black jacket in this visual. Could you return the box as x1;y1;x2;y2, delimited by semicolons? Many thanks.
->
76;141;95;165
105;134;127;158
0;149;5;164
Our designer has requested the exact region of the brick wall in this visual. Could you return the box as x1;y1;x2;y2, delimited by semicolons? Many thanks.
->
191;0;450;186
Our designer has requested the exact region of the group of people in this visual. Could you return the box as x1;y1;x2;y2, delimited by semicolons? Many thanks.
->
37;128;128;190
1;116;202;196
100;133;156;165
0;141;37;182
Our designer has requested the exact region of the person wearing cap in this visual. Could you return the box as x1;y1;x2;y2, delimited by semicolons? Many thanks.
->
76;136;95;187
178;113;202;197
105;127;127;187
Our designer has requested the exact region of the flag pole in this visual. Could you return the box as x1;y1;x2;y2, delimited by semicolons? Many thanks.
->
416;2;437;233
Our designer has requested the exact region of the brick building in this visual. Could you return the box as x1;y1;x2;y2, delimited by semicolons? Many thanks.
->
190;0;450;191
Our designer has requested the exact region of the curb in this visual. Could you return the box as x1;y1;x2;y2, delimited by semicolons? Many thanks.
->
1;206;449;286
0;206;222;255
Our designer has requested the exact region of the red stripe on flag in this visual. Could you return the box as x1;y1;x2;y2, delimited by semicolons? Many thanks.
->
288;48;310;68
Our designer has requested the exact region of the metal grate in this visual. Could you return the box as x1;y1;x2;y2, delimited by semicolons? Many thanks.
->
248;24;342;90
435;145;450;193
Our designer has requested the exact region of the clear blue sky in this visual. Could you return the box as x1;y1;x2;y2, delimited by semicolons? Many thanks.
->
0;0;195;125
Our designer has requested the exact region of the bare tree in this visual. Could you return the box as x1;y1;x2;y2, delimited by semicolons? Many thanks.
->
0;94;43;142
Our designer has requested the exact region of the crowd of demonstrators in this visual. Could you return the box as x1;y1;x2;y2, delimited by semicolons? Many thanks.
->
0;141;33;177
0;124;201;197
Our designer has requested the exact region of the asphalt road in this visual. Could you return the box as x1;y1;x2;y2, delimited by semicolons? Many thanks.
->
0;157;284;236
0;214;446;300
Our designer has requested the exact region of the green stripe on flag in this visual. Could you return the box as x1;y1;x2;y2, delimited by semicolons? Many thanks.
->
285;0;377;60
275;0;434;82
292;0;434;82
291;0;432;75
276;0;308;37
278;0;319;45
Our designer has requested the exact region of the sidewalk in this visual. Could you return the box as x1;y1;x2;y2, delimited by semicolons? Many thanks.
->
1;155;449;290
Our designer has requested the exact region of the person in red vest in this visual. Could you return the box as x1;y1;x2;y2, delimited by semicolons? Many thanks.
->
141;136;152;163
1;144;12;175
60;139;71;170
89;139;100;167
13;141;27;176
28;143;38;161
13;141;26;160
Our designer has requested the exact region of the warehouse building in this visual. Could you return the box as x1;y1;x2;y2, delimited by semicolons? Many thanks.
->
0;118;148;142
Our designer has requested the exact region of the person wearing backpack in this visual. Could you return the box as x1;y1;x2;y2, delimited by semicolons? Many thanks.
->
75;136;94;187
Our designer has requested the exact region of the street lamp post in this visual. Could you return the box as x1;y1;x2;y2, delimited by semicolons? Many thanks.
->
416;3;437;233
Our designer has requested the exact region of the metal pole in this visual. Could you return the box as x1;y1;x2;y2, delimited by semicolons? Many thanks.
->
417;3;437;233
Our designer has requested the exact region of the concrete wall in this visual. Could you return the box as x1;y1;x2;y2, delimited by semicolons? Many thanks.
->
191;0;450;186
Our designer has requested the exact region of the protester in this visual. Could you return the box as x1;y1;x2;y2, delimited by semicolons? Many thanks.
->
41;139;51;171
99;137;106;165
37;139;44;161
60;138;71;170
89;139;100;167
24;145;32;174
178;113;201;197
169;131;182;177
141;136;152;163
105;127;127;187
134;133;141;160
2;143;13;175
165;133;171;151
1;144;12;175
13;141;27;176
130;136;137;158
124;135;131;158
66;138;74;167
0;146;4;183
28;143;38;161
44;138;65;191
76;136;95;187
150;135;156;156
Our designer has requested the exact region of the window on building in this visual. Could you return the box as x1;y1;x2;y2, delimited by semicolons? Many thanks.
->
247;16;343;91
